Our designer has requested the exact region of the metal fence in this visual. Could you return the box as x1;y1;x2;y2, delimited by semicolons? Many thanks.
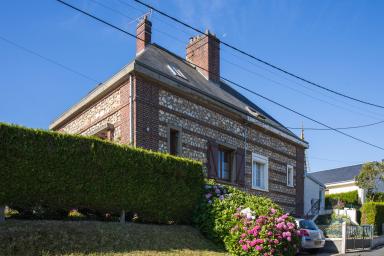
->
346;224;373;251
317;224;343;238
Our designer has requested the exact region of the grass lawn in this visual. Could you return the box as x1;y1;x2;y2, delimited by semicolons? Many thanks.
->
0;220;227;256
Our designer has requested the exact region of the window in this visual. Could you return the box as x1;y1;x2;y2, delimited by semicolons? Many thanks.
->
287;165;294;187
167;65;188;80
245;106;266;120
168;127;181;155
217;147;233;181
299;220;318;230
252;153;269;191
90;123;114;141
167;126;182;156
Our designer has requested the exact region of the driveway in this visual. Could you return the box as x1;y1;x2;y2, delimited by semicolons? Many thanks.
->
299;245;384;255
347;245;384;256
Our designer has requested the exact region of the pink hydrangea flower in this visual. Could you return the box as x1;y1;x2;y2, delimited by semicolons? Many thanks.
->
255;245;263;251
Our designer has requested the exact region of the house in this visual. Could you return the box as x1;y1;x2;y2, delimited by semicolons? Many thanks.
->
310;163;384;205
304;173;326;217
49;16;309;216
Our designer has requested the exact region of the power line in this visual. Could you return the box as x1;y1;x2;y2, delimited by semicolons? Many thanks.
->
0;35;99;84
118;0;194;38
287;120;384;130
222;57;383;121
97;1;383;121
133;0;384;110
221;49;384;120
55;0;384;151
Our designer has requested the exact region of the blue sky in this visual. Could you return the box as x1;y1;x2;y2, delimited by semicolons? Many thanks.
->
1;0;383;172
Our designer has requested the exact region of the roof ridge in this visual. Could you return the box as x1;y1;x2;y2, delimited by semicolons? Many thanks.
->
312;163;364;174
147;43;300;140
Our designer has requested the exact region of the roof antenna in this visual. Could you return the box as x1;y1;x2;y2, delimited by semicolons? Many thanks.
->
138;9;152;22
128;9;152;25
300;122;305;141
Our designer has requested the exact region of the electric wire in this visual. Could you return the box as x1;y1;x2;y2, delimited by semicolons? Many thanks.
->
0;35;99;84
133;0;384;110
55;0;384;151
93;0;384;121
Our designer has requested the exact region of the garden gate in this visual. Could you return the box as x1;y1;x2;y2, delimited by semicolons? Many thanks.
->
345;224;373;252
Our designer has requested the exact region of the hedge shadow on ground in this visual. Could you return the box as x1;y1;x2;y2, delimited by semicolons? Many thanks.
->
0;220;226;256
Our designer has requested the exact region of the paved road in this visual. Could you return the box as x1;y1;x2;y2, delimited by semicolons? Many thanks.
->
346;245;384;256
299;245;384;256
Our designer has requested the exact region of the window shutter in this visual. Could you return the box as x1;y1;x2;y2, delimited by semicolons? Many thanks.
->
207;141;218;178
235;148;245;186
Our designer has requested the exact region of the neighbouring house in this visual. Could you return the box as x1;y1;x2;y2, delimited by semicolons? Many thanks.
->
310;163;384;205
304;173;326;218
49;16;309;216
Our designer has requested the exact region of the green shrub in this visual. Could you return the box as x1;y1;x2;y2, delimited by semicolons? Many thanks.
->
0;123;204;224
193;181;300;255
361;202;384;235
325;190;359;208
371;192;384;202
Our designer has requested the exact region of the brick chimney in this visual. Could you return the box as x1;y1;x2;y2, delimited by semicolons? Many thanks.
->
136;15;152;55
186;30;220;83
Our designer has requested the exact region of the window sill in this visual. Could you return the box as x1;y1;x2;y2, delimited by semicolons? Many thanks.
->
215;179;235;186
251;186;269;192
287;184;295;188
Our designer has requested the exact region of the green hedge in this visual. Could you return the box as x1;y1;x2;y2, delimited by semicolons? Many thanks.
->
371;192;384;202
361;202;384;235
0;123;204;223
325;190;359;208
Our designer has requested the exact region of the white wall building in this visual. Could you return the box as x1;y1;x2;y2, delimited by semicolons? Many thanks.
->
304;173;326;216
311;163;384;206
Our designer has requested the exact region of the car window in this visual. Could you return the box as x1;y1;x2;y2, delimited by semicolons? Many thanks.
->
299;220;317;230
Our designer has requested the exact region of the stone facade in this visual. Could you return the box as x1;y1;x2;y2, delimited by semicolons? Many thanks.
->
53;72;306;215
52;72;305;216
156;87;301;214
57;84;128;143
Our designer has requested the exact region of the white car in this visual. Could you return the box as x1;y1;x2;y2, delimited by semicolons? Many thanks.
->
295;219;326;252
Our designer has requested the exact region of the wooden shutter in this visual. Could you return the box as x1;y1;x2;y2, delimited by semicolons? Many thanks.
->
207;141;218;178
235;148;245;186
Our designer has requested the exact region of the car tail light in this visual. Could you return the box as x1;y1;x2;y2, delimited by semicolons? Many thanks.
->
300;229;310;237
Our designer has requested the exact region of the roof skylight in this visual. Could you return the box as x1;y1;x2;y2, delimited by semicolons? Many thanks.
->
167;64;188;80
246;106;266;120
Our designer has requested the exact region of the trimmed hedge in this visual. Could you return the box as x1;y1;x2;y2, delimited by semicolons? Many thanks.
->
0;123;204;223
325;190;359;208
361;202;384;235
371;192;384;202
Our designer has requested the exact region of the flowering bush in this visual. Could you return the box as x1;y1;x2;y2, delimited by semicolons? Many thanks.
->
194;180;301;255
227;207;300;255
204;184;228;204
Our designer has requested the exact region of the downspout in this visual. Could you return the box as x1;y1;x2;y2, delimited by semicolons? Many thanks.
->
129;74;134;145
244;126;248;157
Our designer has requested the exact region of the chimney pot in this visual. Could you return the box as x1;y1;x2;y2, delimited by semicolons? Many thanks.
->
186;31;220;82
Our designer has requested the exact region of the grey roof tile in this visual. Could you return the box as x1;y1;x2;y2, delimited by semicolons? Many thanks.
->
310;164;363;185
136;44;299;139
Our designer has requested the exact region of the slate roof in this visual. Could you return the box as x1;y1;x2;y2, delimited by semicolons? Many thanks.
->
136;43;300;140
306;173;326;188
309;164;363;185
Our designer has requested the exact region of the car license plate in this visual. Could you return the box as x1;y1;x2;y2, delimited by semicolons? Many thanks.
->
314;241;321;245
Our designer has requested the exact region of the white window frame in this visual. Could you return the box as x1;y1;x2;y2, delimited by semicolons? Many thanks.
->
251;153;269;191
287;165;294;187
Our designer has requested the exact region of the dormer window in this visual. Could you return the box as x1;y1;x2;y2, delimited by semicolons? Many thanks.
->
167;65;188;80
246;106;266;120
